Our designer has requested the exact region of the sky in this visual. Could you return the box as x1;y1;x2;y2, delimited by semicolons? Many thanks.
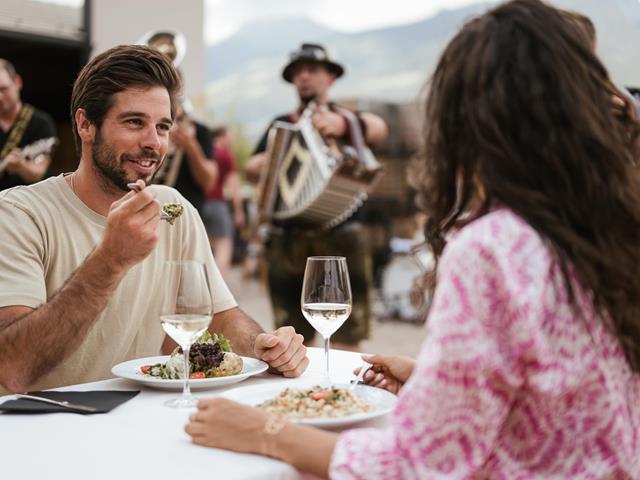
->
38;0;488;44
203;0;486;44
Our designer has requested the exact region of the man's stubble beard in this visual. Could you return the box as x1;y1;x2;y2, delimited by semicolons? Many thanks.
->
298;90;317;106
0;96;19;117
91;130;163;193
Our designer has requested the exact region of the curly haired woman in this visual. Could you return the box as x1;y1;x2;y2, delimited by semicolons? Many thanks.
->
185;1;640;477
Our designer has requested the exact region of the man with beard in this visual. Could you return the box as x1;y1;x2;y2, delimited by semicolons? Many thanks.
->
0;59;56;191
0;45;308;395
245;43;387;351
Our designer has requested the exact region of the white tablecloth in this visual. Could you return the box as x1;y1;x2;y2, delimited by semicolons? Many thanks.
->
0;348;381;480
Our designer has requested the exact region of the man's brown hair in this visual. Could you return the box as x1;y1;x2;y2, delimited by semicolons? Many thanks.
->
0;59;18;80
70;45;182;154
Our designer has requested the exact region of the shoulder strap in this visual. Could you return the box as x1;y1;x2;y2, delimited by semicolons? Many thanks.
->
154;147;183;188
0;104;35;160
332;105;367;157
332;104;382;172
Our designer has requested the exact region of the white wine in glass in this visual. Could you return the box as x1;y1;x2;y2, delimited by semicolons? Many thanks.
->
161;261;213;408
301;256;352;385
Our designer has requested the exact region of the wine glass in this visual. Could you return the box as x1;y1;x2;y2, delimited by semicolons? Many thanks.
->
301;256;352;385
160;261;213;408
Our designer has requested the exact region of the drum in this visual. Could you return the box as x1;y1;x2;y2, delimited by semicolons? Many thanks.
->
380;247;434;323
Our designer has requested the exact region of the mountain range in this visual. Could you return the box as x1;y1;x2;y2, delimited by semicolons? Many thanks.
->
204;0;640;141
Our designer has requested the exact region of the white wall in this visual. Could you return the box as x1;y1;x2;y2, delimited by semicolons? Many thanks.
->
91;0;205;113
0;0;83;40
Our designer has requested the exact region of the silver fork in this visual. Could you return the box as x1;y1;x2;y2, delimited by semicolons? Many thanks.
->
159;210;173;221
14;394;97;413
127;182;172;221
349;364;372;391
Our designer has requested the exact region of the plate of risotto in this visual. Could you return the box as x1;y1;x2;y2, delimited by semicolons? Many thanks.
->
220;382;397;427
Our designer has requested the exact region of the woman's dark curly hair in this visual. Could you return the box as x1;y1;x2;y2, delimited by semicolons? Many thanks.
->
412;0;640;370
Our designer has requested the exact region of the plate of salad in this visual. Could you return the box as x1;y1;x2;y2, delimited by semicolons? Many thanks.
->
111;332;269;390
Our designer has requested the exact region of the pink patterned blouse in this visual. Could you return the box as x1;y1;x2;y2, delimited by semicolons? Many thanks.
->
330;209;640;479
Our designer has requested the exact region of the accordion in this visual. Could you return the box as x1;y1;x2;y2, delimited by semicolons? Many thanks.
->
257;105;383;230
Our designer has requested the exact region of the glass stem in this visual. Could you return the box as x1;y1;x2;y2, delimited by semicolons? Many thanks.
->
324;335;331;385
182;343;191;398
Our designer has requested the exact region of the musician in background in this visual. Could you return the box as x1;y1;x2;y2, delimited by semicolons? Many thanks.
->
202;126;245;275
0;59;56;191
153;102;218;215
245;43;388;351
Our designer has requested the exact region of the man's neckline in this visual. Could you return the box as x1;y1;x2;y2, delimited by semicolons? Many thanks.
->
0;102;24;133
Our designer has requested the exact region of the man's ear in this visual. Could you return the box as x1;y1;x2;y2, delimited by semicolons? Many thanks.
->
75;108;96;143
14;75;23;92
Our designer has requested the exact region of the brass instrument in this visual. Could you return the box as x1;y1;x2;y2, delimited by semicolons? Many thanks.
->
137;29;186;67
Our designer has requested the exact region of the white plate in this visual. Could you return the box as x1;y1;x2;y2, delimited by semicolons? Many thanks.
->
220;382;397;428
111;355;269;390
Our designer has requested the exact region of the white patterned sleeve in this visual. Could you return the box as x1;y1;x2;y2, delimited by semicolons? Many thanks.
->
329;232;524;479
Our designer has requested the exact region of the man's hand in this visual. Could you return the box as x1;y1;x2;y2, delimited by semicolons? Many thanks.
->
311;109;347;138
3;148;24;174
170;120;197;150
95;181;161;271
254;326;308;377
244;153;268;183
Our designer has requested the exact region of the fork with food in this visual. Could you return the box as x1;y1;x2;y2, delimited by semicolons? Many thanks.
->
127;180;184;224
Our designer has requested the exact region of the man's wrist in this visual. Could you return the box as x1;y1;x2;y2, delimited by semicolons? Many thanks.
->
338;113;349;137
249;331;261;357
89;245;129;280
184;139;204;160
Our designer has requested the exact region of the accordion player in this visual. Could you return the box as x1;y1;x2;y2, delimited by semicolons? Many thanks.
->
246;42;388;349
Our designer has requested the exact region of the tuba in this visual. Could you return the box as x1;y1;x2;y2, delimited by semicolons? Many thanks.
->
137;29;186;67
139;29;196;115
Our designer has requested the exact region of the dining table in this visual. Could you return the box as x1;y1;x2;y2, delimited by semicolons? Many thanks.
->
0;347;390;480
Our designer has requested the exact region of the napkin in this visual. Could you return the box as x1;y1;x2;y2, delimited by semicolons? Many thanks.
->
0;390;140;414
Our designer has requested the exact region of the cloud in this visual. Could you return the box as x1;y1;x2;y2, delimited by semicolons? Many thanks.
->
204;0;484;44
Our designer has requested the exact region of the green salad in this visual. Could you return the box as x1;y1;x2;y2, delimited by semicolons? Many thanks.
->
141;332;242;379
162;203;184;225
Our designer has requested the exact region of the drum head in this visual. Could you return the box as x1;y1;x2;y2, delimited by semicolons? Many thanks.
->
380;254;430;322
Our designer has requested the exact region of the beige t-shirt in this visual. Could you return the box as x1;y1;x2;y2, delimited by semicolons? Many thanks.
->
0;174;237;393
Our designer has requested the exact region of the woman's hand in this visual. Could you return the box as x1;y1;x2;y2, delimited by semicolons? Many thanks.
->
186;397;337;478
185;397;271;455
355;354;416;394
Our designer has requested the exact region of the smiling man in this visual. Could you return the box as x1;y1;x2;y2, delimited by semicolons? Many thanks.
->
0;45;308;395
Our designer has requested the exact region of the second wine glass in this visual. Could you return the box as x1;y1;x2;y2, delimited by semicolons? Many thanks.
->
301;256;352;385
